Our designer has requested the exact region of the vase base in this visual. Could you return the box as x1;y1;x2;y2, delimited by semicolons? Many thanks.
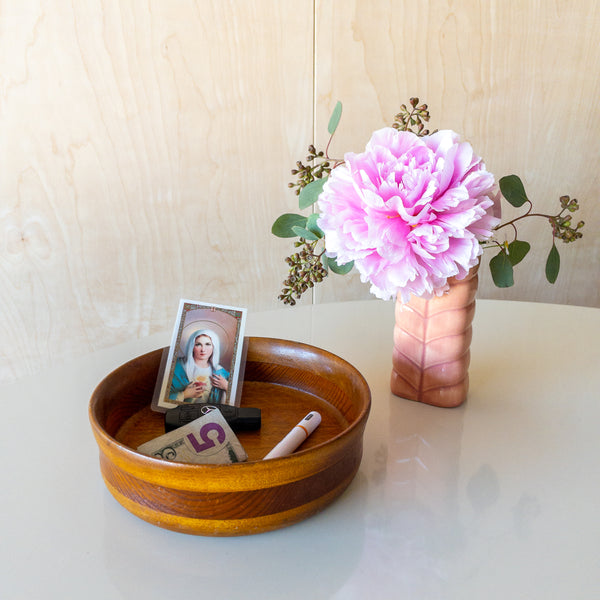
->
390;370;468;408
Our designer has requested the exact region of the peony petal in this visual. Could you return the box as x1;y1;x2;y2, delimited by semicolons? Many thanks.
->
316;126;496;300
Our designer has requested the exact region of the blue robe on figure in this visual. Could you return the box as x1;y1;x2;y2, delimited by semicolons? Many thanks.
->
169;328;229;404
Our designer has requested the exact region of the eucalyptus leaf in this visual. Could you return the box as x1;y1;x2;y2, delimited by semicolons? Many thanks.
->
489;250;514;287
306;212;324;238
507;240;531;266
499;175;529;208
545;244;560;283
271;213;308;238
328;101;343;135
327;256;354;275
291;225;319;241
299;177;327;210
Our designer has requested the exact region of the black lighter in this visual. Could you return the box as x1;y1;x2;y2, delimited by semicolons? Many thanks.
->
164;403;261;433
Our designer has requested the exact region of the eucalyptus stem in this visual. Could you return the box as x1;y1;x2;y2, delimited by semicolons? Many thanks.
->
495;195;584;244
495;212;552;231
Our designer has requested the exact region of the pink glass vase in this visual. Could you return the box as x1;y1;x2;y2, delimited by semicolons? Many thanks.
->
390;266;479;408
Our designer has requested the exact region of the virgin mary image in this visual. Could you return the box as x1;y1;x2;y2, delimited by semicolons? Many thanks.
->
169;329;230;404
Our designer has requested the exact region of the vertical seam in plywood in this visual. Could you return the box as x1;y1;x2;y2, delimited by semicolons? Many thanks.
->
311;0;317;305
312;0;317;140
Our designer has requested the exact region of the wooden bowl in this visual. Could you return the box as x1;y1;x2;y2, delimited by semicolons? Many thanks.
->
89;337;371;536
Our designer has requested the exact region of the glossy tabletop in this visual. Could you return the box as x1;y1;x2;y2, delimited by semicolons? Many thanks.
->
1;299;599;599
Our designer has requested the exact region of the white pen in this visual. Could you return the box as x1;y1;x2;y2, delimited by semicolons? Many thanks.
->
263;411;322;460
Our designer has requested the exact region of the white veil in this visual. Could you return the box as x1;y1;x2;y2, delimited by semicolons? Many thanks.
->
183;329;222;381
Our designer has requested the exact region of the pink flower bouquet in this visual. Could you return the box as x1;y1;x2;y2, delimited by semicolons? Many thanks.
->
317;127;500;302
272;100;583;305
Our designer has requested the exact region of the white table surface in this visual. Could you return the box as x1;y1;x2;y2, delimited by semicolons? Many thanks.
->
2;299;599;599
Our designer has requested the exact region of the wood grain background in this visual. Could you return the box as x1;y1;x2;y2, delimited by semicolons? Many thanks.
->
1;0;598;381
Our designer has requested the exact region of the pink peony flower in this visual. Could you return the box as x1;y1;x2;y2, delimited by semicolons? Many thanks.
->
317;128;501;302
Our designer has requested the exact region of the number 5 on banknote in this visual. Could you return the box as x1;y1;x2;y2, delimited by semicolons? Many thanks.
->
186;422;226;453
137;409;247;465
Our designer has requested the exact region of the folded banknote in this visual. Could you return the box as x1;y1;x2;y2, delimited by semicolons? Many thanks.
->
137;408;247;464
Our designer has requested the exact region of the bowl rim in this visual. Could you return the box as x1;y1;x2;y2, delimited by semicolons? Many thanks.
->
89;336;371;470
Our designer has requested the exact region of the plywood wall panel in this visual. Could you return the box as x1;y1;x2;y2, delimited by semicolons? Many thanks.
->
0;0;313;381
313;0;600;307
1;0;598;382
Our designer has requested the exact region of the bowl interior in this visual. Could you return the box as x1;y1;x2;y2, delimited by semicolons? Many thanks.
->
91;337;370;462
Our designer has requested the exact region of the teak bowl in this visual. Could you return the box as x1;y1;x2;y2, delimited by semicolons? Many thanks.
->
89;337;371;536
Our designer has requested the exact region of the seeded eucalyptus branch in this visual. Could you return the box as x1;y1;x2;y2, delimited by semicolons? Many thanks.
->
288;145;333;197
277;238;328;304
272;98;585;303
272;101;350;305
392;97;435;136
485;176;584;287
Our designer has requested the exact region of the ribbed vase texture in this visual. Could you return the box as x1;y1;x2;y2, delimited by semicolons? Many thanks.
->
390;266;479;408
